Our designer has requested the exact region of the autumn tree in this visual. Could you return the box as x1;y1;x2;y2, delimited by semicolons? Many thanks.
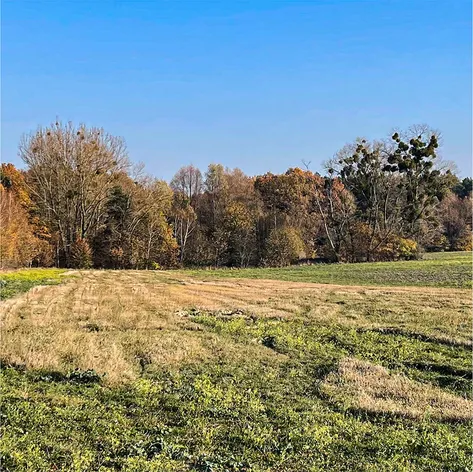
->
10;120;468;269
264;227;305;267
171;193;195;264
0;163;31;207
311;176;356;261
92;175;135;268
435;191;472;251
333;139;404;261
197;164;230;266
170;166;202;264
222;169;260;266
130;177;178;268
221;201;258;267
170;165;203;202
19;121;129;267
0;165;48;268
255;168;323;258
332;127;450;261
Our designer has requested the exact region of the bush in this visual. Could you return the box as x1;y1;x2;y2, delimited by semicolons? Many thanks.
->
375;236;419;261
66;368;102;384
264;227;305;267
397;238;419;260
453;231;472;252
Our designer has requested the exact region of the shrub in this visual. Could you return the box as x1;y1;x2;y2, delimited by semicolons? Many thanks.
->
66;368;102;384
453;231;472;252
397;238;419;260
373;236;419;261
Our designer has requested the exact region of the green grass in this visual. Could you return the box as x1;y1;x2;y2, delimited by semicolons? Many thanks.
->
1;314;470;471
0;268;67;300
1;255;471;471
195;314;471;397
182;252;472;289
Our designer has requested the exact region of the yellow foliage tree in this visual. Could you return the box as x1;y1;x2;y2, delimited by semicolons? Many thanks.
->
0;186;46;268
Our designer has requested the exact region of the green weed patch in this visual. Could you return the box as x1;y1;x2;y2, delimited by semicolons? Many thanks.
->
0;269;67;300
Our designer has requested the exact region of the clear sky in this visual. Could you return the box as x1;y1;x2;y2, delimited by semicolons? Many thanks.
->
2;0;471;180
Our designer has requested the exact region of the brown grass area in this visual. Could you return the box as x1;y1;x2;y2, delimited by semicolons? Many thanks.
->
323;357;473;422
0;270;471;382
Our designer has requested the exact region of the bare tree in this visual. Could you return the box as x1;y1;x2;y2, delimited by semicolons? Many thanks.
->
19;121;129;266
312;175;355;261
170;165;203;202
171;193;197;264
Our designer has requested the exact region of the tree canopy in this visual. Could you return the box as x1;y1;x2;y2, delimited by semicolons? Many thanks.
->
1;121;470;269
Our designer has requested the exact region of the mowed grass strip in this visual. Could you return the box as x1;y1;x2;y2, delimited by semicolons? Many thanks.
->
182;251;473;289
2;357;471;472
1;270;471;380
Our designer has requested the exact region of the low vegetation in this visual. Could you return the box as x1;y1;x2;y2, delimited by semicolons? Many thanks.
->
183;251;472;289
0;268;66;300
1;253;471;471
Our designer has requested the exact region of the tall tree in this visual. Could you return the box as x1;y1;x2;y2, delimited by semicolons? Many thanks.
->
333;127;450;260
19;121;129;266
170;166;202;264
170;165;203;202
255;168;322;257
171;192;197;264
386;131;448;236
312;175;355;262
335;139;404;260
199;164;229;266
0;166;48;268
92;177;135;269
437;191;472;251
452;177;473;199
131;177;178;269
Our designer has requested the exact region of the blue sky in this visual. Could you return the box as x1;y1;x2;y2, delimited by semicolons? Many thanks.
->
2;0;471;180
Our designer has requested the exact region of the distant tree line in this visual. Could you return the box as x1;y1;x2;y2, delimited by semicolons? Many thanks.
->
1;121;471;269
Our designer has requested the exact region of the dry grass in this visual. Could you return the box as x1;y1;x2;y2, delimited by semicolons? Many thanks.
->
0;270;471;382
323;357;473;422
1;271;286;382
2;267;471;471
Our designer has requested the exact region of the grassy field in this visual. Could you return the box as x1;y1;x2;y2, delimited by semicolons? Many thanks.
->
182;251;472;289
0;253;472;471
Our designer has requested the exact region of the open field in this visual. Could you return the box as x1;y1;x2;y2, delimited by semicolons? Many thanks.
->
182;251;472;289
1;253;472;471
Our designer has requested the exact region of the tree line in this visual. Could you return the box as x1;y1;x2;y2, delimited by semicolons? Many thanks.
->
1;121;471;269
